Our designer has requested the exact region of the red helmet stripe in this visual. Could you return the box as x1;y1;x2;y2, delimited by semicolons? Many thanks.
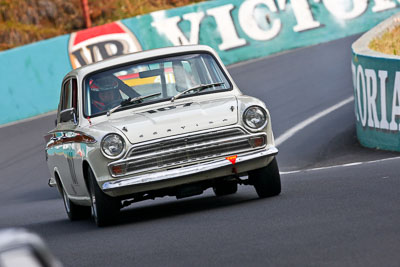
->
93;100;105;110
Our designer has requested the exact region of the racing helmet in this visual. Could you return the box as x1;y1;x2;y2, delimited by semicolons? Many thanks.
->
89;76;119;92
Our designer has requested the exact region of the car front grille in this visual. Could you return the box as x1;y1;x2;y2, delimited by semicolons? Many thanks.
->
128;128;246;158
110;128;266;177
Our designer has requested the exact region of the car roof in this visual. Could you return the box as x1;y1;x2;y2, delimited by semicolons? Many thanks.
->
64;45;219;80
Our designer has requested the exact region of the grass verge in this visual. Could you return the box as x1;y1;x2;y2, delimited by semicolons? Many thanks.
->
369;25;400;56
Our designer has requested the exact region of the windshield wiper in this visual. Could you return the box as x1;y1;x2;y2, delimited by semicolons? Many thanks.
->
107;92;161;116
170;82;224;103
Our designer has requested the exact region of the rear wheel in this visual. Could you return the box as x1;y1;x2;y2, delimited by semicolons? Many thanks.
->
249;158;281;198
213;180;238;196
60;184;91;221
88;168;120;227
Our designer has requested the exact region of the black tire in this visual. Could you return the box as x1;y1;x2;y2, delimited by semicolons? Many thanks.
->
60;184;91;221
249;157;281;198
88;168;120;227
213;180;238;196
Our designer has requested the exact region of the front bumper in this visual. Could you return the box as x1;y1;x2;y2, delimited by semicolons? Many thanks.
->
102;146;278;197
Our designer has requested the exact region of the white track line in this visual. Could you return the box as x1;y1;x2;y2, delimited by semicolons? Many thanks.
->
280;156;400;175
275;96;354;146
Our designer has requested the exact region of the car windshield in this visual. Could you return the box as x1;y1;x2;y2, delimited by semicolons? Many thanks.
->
84;53;231;117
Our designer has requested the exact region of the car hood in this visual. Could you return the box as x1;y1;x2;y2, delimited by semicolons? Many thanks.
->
105;96;238;144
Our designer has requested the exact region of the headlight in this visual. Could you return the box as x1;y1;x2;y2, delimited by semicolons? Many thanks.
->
101;134;125;159
243;106;268;130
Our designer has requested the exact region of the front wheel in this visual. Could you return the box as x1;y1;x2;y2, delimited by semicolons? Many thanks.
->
249;157;281;198
88;168;120;227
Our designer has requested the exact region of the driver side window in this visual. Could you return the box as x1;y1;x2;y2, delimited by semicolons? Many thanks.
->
59;78;78;124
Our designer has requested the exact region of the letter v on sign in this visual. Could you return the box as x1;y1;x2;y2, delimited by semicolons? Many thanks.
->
226;155;238;165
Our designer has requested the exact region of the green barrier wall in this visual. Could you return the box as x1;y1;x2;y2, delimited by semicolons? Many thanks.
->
1;0;400;125
352;13;400;152
0;35;70;125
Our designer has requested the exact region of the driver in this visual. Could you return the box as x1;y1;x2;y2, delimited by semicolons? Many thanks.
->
89;76;121;114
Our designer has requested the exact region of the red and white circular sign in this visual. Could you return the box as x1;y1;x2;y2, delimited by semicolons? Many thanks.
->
69;21;142;69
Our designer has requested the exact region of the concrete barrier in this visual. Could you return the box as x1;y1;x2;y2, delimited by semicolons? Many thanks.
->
352;12;400;152
1;0;400;126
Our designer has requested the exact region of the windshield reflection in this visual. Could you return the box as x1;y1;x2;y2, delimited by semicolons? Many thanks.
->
84;53;231;117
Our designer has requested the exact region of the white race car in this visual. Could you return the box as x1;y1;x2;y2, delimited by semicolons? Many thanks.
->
45;45;281;226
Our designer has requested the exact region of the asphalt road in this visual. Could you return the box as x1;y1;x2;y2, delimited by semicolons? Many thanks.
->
1;35;399;266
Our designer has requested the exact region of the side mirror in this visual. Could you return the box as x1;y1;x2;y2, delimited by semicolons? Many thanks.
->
59;108;77;124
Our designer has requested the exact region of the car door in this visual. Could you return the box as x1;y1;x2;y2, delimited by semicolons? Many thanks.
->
56;77;80;196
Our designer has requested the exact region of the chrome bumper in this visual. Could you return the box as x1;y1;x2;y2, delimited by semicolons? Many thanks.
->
102;146;278;192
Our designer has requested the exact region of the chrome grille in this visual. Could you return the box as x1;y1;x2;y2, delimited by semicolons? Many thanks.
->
111;128;266;177
128;128;246;158
126;139;252;173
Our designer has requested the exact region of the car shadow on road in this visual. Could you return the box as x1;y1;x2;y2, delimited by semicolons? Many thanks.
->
116;189;262;226
29;190;271;231
24;188;285;234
